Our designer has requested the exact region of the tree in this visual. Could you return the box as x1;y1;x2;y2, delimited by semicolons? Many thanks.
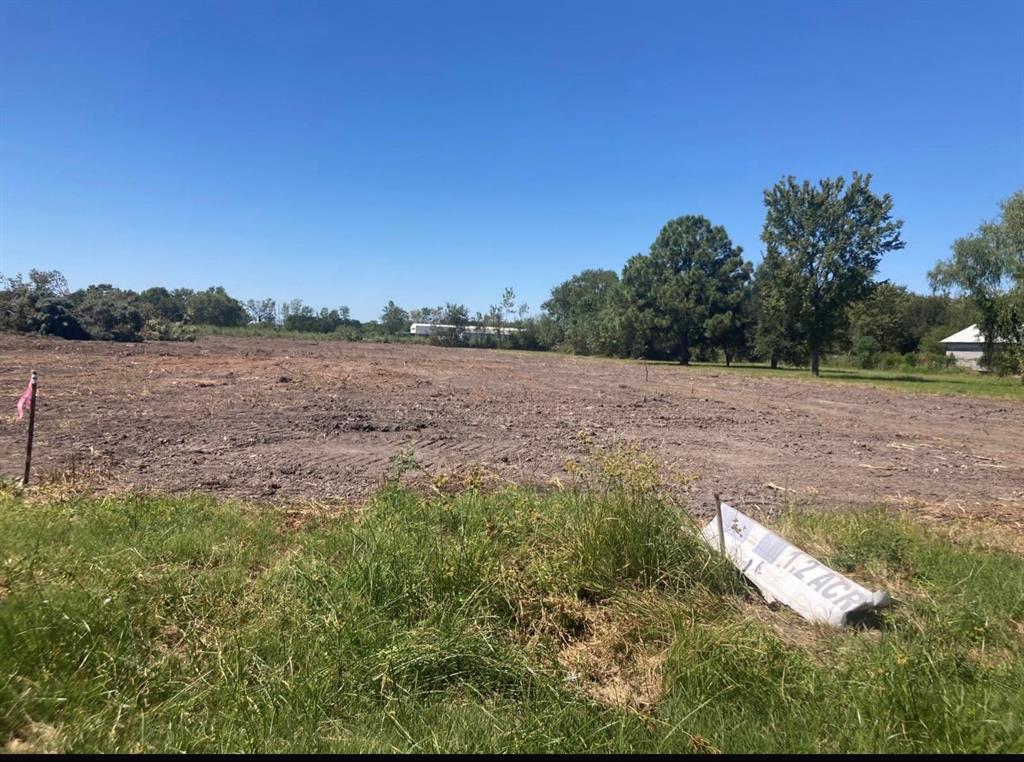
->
245;298;277;325
432;303;469;346
761;173;905;375
930;189;1023;376
281;299;353;333
751;250;803;368
995;287;1024;377
69;284;145;341
847;282;916;356
622;215;751;364
187;286;247;327
442;303;469;326
500;287;516;328
140;287;188;323
0;269;88;339
380;301;410;334
706;282;753;366
409;306;440;325
543;269;620;354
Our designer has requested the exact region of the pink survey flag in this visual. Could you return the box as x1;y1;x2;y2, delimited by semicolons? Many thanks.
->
16;377;33;420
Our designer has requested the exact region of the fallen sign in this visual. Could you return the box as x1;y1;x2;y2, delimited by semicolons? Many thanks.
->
703;501;890;627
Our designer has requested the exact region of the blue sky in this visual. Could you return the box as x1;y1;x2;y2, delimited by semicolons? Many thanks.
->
2;0;1022;321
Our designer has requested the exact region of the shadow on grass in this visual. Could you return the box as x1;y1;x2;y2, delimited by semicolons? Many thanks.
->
687;362;980;387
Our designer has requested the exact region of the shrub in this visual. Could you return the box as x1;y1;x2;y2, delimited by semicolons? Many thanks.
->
142;319;196;342
69;285;145;341
0;270;89;339
852;335;882;369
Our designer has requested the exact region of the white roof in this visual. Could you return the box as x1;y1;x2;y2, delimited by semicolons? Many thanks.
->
940;324;984;344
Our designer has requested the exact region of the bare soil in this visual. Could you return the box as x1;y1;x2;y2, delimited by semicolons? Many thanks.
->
1;335;1021;521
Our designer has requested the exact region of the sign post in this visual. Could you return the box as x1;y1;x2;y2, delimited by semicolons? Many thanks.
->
21;371;38;486
714;493;725;553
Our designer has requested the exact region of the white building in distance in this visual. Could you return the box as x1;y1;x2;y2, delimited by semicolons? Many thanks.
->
939;324;988;369
410;323;523;337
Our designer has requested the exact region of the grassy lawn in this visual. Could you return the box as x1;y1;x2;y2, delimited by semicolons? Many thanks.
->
651;361;1024;400
1;480;1021;753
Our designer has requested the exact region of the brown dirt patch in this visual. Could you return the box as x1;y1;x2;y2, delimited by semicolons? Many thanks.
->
1;335;1021;523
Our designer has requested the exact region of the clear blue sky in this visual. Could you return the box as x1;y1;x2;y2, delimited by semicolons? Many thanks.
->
2;0;1022;321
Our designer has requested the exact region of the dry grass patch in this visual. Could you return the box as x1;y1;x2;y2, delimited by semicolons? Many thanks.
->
5;721;64;754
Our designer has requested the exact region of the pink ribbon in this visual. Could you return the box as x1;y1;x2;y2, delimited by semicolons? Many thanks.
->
16;378;33;420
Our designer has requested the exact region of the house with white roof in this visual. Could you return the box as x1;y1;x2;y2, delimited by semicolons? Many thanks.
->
939;324;988;369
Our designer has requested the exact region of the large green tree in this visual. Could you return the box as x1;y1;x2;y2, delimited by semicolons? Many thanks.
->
751;250;803;368
761;173;905;375
69;284;145;341
930;189;1024;376
621;215;750;365
380;301;410;335
705;281;754;366
139;287;188;323
187;286;248;327
847;282;916;356
543;269;620;354
0;269;88;339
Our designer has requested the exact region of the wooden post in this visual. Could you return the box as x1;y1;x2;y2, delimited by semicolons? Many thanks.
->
714;492;725;553
22;371;37;486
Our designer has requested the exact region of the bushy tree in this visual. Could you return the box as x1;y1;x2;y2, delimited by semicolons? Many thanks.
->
187;286;248;327
0;270;88;339
245;298;277;325
380;301;410;334
705;282;754;366
930;189;1023;376
751;250;804;367
139;287;189;323
69;284;145;341
281;299;358;334
847;282;915;355
761;173;905;375
431;303;470;346
622;215;751;364
409;306;440;325
543;269;620;354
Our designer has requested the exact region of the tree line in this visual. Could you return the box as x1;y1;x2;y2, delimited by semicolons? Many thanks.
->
0;274;533;347
538;177;1021;377
2;174;1020;377
0;278;360;342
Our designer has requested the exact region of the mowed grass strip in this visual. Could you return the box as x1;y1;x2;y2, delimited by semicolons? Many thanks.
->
634;360;1024;400
1;487;1022;753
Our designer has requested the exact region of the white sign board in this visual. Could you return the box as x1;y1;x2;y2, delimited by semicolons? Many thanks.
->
703;503;890;627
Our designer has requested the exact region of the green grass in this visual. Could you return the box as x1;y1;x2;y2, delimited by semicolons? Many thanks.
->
1;486;1021;752
637;360;1024;400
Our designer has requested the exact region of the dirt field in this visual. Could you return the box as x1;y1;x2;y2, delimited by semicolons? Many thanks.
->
1;334;1022;521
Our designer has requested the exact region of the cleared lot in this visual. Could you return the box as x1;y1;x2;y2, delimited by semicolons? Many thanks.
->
1;334;1021;520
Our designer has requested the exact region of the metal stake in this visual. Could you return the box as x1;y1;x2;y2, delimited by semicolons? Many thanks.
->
22;371;38;486
714;492;725;553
